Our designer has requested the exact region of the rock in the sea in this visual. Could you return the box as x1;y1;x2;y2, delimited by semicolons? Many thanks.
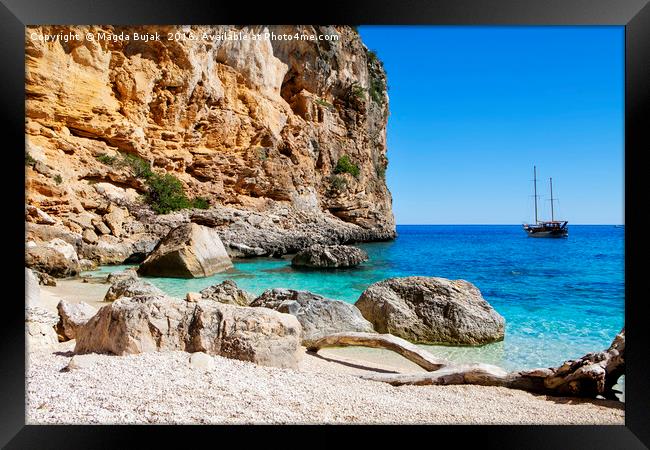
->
106;268;138;284
103;275;164;302
26;306;59;349
291;244;369;268
75;295;302;368
79;259;97;271
56;300;98;341
355;276;505;346
251;288;374;346
199;280;255;306
25;239;81;277
138;223;233;278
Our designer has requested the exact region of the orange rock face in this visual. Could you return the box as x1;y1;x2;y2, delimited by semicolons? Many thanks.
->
25;25;395;262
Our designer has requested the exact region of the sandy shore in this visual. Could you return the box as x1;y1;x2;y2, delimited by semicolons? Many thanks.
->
27;277;624;425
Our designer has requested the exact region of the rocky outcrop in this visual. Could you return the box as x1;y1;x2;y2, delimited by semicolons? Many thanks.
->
103;274;164;301
199;280;255;306
25;239;81;277
75;295;302;368
137;223;232;278
25;25;395;263
33;270;57;286
190;300;302;369
56;300;98;340
191;205;394;258
250;288;374;346
355;277;505;346
291;244;368;268
26;306;59;349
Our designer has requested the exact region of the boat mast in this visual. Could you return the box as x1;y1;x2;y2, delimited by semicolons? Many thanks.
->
549;177;555;222
533;166;538;224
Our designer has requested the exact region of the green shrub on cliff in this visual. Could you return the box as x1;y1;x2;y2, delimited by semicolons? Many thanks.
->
350;82;366;100
123;154;154;179
365;48;387;105
144;173;192;214
96;154;117;165
96;152;153;179
191;197;210;210
96;150;208;214
376;164;386;180
334;155;360;178
145;174;211;214
315;98;335;110
369;77;386;104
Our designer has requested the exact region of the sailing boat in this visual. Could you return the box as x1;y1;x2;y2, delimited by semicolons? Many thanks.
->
522;166;568;238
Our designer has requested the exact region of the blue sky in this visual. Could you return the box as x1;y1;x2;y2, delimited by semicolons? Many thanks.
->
358;26;624;225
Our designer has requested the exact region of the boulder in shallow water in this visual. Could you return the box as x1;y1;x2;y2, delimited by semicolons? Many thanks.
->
199;280;255;306
291;244;368;269
74;295;302;368
56;300;98;341
137;223;233;278
251;288;374;346
106;268;138;284
103;275;164;302
355;276;505;346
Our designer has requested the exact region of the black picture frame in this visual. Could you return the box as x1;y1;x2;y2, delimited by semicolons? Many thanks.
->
2;0;648;447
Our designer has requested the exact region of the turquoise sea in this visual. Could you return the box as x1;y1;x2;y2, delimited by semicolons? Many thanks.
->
85;225;625;372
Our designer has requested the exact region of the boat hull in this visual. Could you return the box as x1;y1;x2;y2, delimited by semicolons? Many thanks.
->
525;229;568;238
522;222;568;238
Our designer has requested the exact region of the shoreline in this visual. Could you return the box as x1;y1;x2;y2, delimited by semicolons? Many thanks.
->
27;276;624;425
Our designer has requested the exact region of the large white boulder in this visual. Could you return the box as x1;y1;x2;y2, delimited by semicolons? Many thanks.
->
74;295;302;369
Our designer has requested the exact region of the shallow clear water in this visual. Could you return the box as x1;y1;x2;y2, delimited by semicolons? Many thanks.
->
85;225;624;372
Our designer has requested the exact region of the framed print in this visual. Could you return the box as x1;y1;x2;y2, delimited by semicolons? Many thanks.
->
2;0;649;447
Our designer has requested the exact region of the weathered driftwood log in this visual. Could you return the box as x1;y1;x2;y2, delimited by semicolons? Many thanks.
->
310;329;625;399
306;332;446;371
507;327;625;399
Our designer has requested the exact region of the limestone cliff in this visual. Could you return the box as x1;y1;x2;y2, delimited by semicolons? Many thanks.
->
25;25;395;264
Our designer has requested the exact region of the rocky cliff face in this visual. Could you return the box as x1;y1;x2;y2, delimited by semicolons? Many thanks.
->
25;25;395;265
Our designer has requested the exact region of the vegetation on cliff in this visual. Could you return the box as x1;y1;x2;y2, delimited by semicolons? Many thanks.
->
334;155;360;178
25;25;395;244
96;152;209;214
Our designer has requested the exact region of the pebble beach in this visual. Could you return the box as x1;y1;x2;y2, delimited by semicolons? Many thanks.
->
26;279;624;425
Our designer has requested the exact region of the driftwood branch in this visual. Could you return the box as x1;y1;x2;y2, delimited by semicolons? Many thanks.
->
309;329;625;399
307;332;446;371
